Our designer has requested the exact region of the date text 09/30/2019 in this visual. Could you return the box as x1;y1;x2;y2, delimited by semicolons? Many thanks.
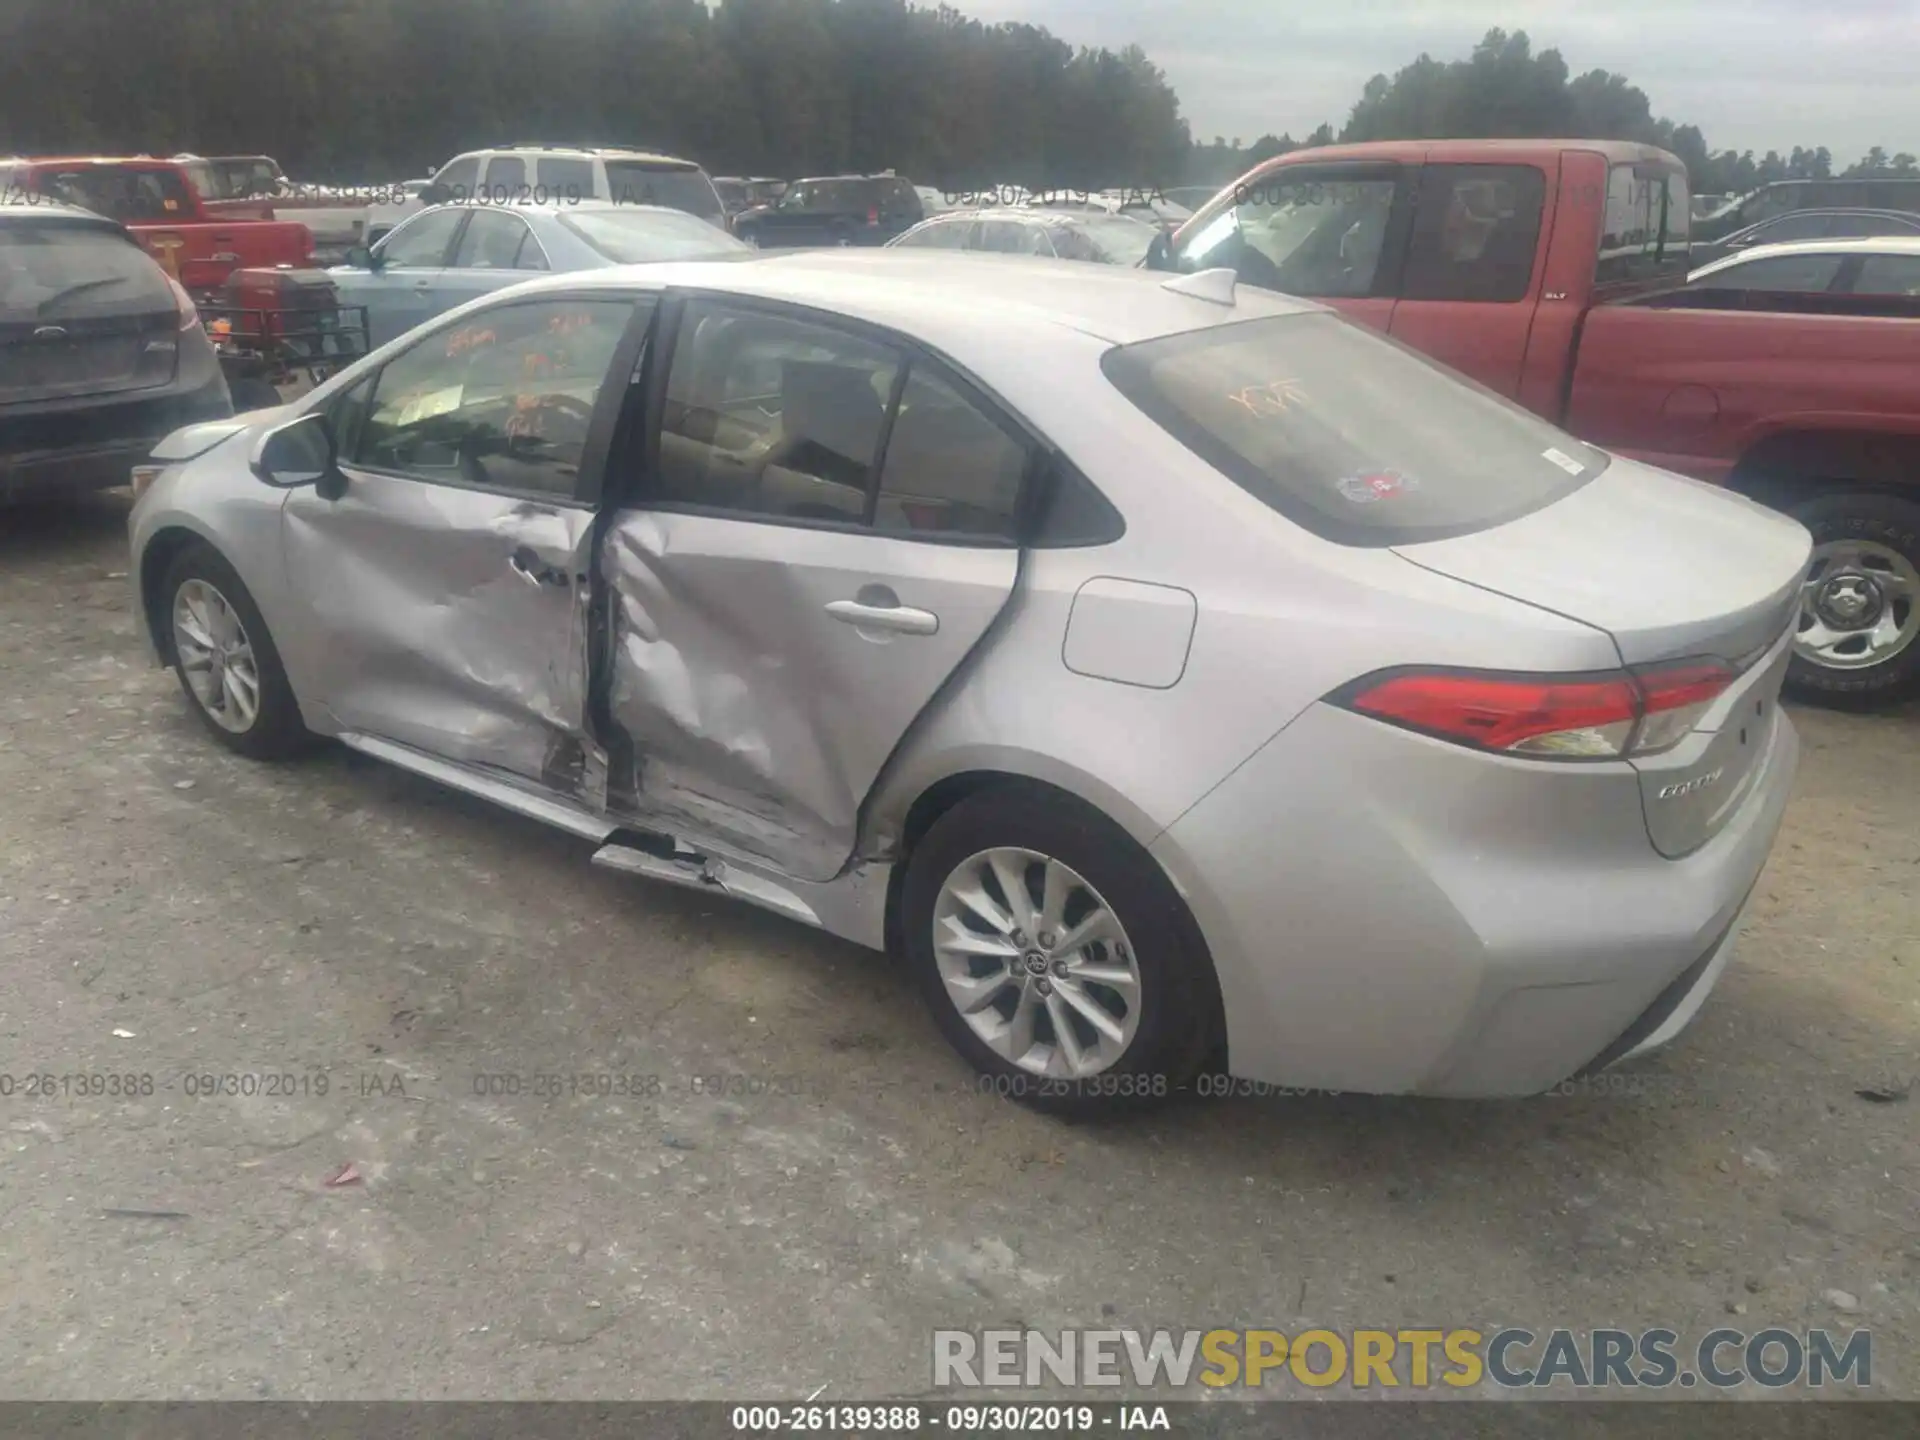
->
729;1404;1171;1432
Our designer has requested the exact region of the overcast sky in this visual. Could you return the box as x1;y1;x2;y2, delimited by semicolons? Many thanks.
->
957;0;1920;162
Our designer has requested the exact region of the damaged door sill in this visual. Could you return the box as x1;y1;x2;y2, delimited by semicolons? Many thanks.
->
336;731;618;843
590;842;821;930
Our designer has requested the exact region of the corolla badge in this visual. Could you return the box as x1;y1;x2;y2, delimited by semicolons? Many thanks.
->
1658;767;1724;801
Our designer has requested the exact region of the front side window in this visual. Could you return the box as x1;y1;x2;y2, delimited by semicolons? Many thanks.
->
377;209;464;268
1174;169;1400;299
450;210;532;270
653;301;901;522
1102;312;1606;548
1400;164;1546;303
892;218;973;250
353;298;633;498
976;220;1036;254
1748;212;1830;244
1850;253;1920;296
433;156;481;198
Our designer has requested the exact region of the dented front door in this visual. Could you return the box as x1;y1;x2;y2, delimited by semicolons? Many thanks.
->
282;294;643;790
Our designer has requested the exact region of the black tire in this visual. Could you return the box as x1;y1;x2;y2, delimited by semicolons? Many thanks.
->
160;542;314;760
227;377;282;412
901;784;1221;1117
1783;491;1920;711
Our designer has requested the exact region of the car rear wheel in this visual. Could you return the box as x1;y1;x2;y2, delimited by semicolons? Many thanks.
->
901;785;1219;1115
163;543;312;759
1785;491;1920;709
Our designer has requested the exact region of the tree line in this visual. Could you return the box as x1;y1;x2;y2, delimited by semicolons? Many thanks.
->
0;5;1910;202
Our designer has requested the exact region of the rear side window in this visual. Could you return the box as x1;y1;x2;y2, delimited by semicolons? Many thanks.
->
1101;313;1608;548
0;220;172;319
1401;165;1546;303
32;167;195;222
875;365;1028;541
604;163;723;223
1695;253;1844;293
1597;163;1691;285
536;157;593;199
482;156;528;193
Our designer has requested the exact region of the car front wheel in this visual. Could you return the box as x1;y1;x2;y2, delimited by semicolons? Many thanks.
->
1786;491;1920;709
901;785;1219;1115
162;542;312;759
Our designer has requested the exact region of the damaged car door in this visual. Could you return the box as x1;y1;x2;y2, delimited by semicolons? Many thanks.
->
283;293;648;790
595;295;1028;881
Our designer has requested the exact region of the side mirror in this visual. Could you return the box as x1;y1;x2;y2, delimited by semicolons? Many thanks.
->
343;243;381;271
249;413;343;496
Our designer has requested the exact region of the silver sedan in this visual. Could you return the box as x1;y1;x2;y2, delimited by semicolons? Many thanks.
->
127;250;1809;1112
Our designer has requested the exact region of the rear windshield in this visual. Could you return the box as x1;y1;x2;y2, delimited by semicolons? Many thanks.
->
604;162;723;223
31;166;197;223
1597;163;1691;286
0;221;172;320
1101;313;1608;547
559;209;750;263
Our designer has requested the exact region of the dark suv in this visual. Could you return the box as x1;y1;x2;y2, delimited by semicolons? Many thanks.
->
2;202;231;502
731;173;924;248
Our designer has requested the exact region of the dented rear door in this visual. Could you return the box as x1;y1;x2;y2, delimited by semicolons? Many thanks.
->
589;293;1024;882
282;292;651;792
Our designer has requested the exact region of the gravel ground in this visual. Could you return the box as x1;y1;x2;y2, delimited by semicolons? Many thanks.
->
0;493;1914;1403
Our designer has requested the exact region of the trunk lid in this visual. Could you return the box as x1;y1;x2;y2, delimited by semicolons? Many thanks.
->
1;219;183;403
1393;459;1811;857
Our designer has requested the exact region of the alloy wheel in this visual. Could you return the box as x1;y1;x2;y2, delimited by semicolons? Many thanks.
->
172;578;262;733
931;847;1142;1078
1796;539;1920;672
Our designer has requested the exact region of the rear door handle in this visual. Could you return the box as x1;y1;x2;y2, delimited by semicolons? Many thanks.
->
825;599;939;635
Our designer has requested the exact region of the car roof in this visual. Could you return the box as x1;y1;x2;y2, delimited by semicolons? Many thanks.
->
1738;208;1920;226
13;156;184;170
453;146;702;168
1688;235;1920;279
473;248;1319;350
438;198;689;215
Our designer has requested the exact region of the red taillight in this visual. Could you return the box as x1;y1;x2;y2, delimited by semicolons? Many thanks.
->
1338;659;1737;760
867;206;880;225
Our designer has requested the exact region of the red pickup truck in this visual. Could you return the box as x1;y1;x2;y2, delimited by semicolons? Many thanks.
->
0;157;314;302
1156;139;1920;708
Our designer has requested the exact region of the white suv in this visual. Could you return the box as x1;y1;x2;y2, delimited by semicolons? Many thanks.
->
365;146;727;242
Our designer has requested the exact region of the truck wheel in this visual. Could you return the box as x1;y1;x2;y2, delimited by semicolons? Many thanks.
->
228;378;282;412
1784;491;1920;710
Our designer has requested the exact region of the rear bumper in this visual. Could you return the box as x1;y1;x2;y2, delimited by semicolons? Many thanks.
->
1150;699;1799;1098
0;373;232;502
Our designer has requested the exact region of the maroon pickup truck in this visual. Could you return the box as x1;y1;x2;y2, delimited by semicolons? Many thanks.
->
0;157;314;302
1156;139;1920;708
